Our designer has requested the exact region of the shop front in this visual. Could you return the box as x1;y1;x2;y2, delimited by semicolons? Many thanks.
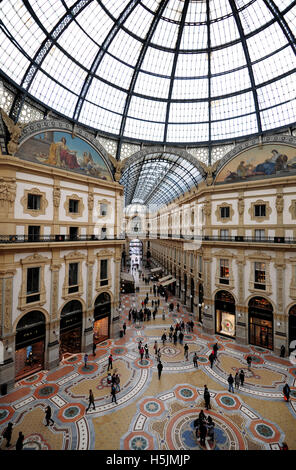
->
15;311;46;381
93;293;111;344
288;305;296;351
249;297;273;350
59;300;83;358
198;283;204;323
215;290;236;338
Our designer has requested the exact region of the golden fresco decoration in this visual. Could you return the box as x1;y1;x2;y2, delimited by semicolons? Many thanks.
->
16;131;112;181
216;144;296;184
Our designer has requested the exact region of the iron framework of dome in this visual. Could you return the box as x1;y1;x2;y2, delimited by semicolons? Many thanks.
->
0;0;295;153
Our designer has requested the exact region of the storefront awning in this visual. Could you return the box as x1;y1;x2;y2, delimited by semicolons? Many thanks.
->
158;275;172;283
151;267;162;273
161;277;176;287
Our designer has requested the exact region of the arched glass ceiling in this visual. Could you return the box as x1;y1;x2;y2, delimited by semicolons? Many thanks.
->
0;0;295;146
120;153;203;208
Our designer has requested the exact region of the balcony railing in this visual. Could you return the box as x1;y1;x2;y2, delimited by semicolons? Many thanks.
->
0;234;126;244
149;234;296;244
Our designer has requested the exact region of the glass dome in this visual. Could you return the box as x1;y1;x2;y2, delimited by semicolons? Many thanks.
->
0;0;295;146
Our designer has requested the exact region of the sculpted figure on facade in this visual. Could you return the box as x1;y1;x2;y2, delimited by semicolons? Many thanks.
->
0;108;26;156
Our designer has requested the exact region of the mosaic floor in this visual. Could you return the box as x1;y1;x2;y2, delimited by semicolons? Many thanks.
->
0;267;295;451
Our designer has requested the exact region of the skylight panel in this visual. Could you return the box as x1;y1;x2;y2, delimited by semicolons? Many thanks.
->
210;15;240;47
97;54;134;90
80;101;122;133
41;46;87;95
257;75;295;109
124;118;164;140
76;2;114;46
166;123;209;142
211;68;251;97
169;102;209;123
29;0;67;32
172;78;208;99
151;18;179;49
124;4;154;38
181;24;208;50
211;42;247;74
238;0;274;34
253;46;296;85
86;78;127;113
107;0;132;18
211;113;258;139
108;29;142;67
211;92;255;120
30;70;77;116
175;52;208;78
247;23;288;62
128;96;167;121
0;32;30;85
57;21;99;69
134;71;171;98
141;47;174;76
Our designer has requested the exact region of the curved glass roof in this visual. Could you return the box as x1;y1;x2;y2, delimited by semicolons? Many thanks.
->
120;152;203;207
0;0;295;146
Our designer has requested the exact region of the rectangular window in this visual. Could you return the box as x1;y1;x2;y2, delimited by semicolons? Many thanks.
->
255;229;265;240
199;255;203;278
100;203;108;216
220;229;229;240
27;194;41;210
69;227;78;240
254;204;266;217
254;262;266;289
28;225;40;242
220;206;230;218
26;267;40;303
69;199;79;213
68;262;79;293
100;259;108;286
220;259;230;284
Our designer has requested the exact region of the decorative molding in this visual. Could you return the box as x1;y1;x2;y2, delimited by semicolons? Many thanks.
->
53;186;61;208
64;194;85;219
248;199;272;223
215;202;234;223
18;255;47;311
0;177;16;208
20;187;48;217
289;200;296;220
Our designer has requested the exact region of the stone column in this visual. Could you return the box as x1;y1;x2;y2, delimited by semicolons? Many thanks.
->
275;189;284;238
0;270;16;394
82;257;95;353
110;251;121;338
235;252;247;345
202;249;214;334
274;254;286;355
46;260;62;370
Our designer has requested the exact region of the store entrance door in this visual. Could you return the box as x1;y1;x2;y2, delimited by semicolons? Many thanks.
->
60;300;83;359
93;293;111;344
248;297;273;350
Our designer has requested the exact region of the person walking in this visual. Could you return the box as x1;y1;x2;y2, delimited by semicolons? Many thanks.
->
157;360;163;379
184;343;189;361
2;422;13;447
157;348;161;363
212;343;218;360
199;421;207;447
239;369;245;387
207;416;215;444
209;352;214;369
15;432;25;451
92;342;96;357
161;332;167;345
111;383;117;404
179;331;184;345
227;373;234;393
115;374;120;392
139;346;144;363
45;405;54;426
173;332;178;346
246;355;252;370
283;383;291;402
144;344;149;359
153;340;158;356
83;353;89;369
86;389;96;412
107;354;113;371
123;322;127;335
169;331;173;342
193;352;198;368
234;372;240;390
204;385;211;410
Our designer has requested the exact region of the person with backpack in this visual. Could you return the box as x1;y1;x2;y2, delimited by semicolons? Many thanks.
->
184;343;189;361
227;373;234;393
283;383;291;402
246;355;252;370
204;385;211;410
239;369;245;387
2;422;13;447
86;389;96;412
15;431;25;451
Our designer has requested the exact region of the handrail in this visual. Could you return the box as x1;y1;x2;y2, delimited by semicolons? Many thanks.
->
0;234;126;243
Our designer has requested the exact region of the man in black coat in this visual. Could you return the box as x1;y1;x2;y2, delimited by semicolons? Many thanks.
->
157;361;163;379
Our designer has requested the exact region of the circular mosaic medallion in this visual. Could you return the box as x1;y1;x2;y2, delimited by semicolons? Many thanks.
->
196;355;208;363
131;436;148;449
123;431;154;450
221;396;236;407
184;335;193;341
0;409;9;422
34;383;59;399
256;424;274;438
57;403;85;423
23;435;50;450
180;388;194;398
166;409;246;450
175;385;198;402
78;363;98;375
161;346;180;358
111;347;127;355
144;401;160;414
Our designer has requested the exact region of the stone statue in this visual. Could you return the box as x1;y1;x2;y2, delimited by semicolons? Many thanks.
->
198;160;220;186
0;108;26;156
107;154;126;182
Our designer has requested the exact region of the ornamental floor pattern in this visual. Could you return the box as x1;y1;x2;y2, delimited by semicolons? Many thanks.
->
1;268;296;450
